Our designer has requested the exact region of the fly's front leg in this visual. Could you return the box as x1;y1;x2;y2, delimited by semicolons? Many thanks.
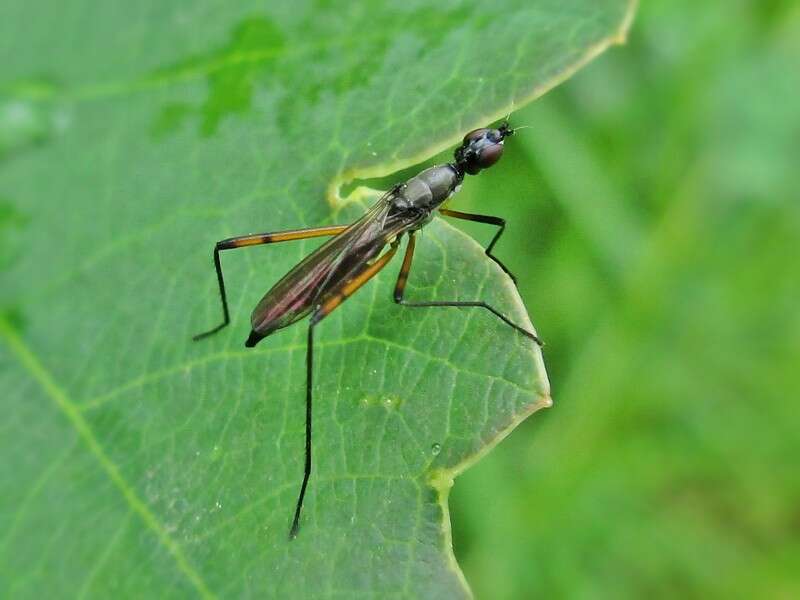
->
393;233;543;345
193;225;347;341
439;208;517;286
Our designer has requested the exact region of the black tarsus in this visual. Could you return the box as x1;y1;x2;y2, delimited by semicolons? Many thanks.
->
289;323;315;539
393;233;543;346
439;208;518;286
193;243;231;340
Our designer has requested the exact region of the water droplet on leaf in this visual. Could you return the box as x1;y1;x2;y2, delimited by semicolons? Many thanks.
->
0;80;68;161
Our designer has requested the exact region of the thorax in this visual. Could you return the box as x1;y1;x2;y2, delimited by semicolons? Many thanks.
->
391;165;462;221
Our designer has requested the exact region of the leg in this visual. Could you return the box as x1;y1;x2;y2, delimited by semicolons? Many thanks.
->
193;225;347;341
289;323;315;540
439;208;517;285
394;233;542;345
289;239;401;538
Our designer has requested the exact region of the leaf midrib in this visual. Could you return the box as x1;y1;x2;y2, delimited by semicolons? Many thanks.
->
0;316;217;600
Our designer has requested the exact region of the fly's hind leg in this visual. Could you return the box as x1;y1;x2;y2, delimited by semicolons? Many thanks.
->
193;225;348;341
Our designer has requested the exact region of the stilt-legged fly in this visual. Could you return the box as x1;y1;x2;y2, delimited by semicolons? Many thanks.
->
194;122;543;538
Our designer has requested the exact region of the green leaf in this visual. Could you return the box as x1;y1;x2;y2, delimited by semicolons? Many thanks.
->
0;1;634;597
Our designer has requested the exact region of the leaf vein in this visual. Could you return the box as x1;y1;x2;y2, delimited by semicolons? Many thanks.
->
0;318;216;600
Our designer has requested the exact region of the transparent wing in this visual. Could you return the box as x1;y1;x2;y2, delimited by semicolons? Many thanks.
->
249;189;400;335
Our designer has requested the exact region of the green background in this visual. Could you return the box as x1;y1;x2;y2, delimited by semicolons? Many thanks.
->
2;0;799;598
448;1;800;598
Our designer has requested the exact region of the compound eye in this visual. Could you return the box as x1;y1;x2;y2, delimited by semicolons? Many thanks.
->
463;128;489;144
477;143;504;169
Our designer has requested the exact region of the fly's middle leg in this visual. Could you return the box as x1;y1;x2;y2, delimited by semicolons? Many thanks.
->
289;239;400;538
289;322;316;540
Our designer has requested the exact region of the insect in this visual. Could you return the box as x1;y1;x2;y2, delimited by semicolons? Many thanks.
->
194;121;543;538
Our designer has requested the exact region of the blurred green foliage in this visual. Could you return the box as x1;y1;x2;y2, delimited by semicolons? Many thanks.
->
449;1;800;597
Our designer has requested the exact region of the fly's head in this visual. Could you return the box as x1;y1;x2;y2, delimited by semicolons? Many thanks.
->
453;122;514;175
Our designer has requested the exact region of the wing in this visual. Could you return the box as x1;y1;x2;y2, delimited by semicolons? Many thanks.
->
250;189;404;337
